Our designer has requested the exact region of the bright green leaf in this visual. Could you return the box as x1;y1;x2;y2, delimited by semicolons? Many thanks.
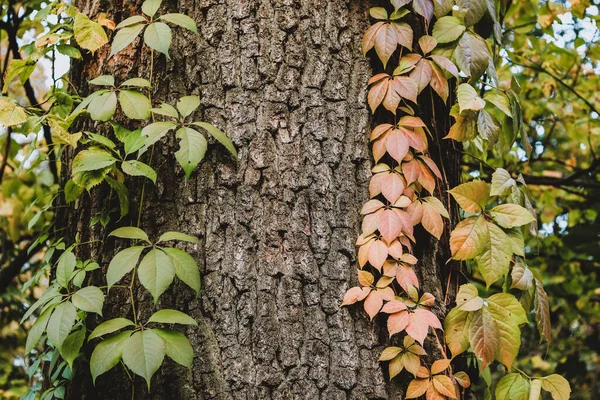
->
60;328;86;369
110;23;145;56
109;227;150;242
74;13;109;54
190;121;237;159
72;286;105;315
47;301;77;348
121;160;157;183
432;16;465;43
153;329;194;367
175;127;207;179
56;251;76;288
87;91;117;121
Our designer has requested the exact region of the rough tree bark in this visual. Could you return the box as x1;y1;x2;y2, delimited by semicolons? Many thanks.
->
64;0;460;399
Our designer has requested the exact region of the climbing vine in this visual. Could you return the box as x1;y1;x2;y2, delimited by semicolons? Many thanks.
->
9;0;235;398
344;0;571;398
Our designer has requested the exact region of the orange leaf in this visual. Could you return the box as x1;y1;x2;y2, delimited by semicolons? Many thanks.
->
417;161;436;194
387;240;404;259
432;375;457;398
469;307;499;370
371;123;393;141
406;200;424;225
392;76;419;103
421;202;444;240
402;158;420;185
357;238;374;267
374;24;398;68
386;129;410;163
420;156;443;180
362;22;385;55
372;135;388;162
429;62;449;102
361;209;382;236
396;264;419;292
361;199;385;215
406;378;430;399
391;21;413;48
398;116;426;128
419;292;436;307
369;172;386;198
453;371;470;388
368;79;389;113
419;35;437;54
431;358;451;375
357;270;375;286
404;127;428;151
382;299;408;313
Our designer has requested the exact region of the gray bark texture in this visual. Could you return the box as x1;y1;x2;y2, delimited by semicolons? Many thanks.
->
64;0;460;399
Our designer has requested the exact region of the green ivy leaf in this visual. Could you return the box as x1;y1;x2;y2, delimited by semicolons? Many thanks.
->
143;22;172;58
116;15;147;29
120;78;151;88
153;329;194;368
72;286;105;315
150;103;179;118
88;91;117;121
72;147;117;174
0;97;27;126
477;109;501;143
73;13;108;54
142;0;163;17
121;160;157;183
89;318;135;341
158;13;198;34
474;220;513;287
448;180;490;213
110;23;145;56
141;121;178;150
105;178;128;218
56;251;76;288
122;329;166;389
490;168;516;196
109;227;150;242
90;330;132;384
175;127;207;179
47;301;77;348
138;248;175;302
59;328;86;369
106;246;145;289
25;306;54;354
432;16;465;43
147;309;198;326
190;121;237;159
456;0;487;26
162;247;200;296
176;96;201;118
455;32;489;81
489;204;535;229
118;90;151;120
89;75;115;86
457;83;485;113
541;374;571;400
57;44;82;59
495;373;530;400
2;59;36;93
157;232;199;244
21;286;61;323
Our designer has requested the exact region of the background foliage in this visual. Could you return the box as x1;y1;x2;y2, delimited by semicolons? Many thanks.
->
0;0;598;398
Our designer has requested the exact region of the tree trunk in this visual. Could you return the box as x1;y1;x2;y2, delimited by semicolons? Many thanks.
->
65;0;459;399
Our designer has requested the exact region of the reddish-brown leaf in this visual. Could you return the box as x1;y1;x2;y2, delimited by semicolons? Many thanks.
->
402;158;420;185
392;76;419;103
362;22;385;55
469;307;499;370
410;58;433;92
429;54;459;77
429;61;449;102
391;21;413;49
368;79;389;113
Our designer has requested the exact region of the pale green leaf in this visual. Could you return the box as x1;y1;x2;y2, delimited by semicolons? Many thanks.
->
74;13;108;54
89;75;114;86
143;22;172;58
190;121;237;159
455;32;489;81
120;78;151;88
449;215;489;260
137;248;175;302
106;246;145;289
530;379;542;400
175;127;207;179
121;160;157;183
147;309;197;326
116;15;147;29
90;330;132;384
150;103;179;118
59;328;86;369
118;90;151;120
0;97;27;126
110;23;145;56
109;227;150;242
25;306;54;354
176;96;201;118
72;147;117;174
47;301;77;348
159;13;198;34
72;286;105;315
153;329;194;368
475;220;513;287
449;180;490;213
89;318;135;341
56;251;76;288
491;168;517;196
541;374;571;400
477;109;501;143
142;0;162;17
457;83;485;113
489;204;535;229
432;16;465;43
457;0;487;26
88;91;117;121
141;121;178;148
495;373;530;400
157;232;199;244
122;330;166;389
162;247;200;296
